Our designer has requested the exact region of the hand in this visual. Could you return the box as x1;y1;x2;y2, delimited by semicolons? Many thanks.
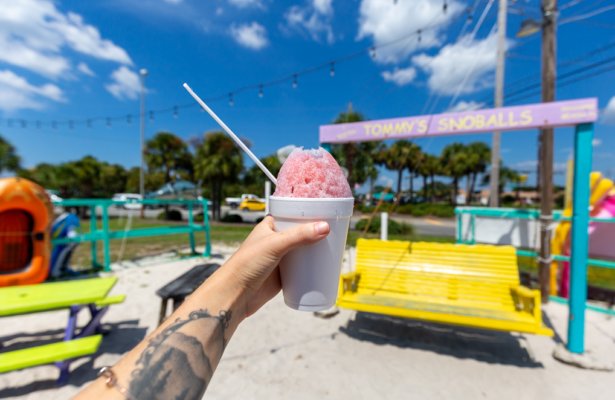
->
224;216;330;317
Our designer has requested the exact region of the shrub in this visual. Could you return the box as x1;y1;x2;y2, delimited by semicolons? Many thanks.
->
396;203;455;218
157;209;183;221
355;216;413;235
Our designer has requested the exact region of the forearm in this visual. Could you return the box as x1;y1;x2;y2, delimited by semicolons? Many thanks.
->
76;266;247;400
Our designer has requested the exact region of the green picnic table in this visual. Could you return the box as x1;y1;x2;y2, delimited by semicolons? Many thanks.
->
0;277;125;385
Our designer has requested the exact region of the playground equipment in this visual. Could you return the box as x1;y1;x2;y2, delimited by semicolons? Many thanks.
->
552;170;615;297
0;277;125;384
0;178;52;287
321;98;598;357
338;239;552;335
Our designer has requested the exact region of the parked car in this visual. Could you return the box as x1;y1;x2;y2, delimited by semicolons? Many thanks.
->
239;198;266;212
112;193;143;209
226;193;264;209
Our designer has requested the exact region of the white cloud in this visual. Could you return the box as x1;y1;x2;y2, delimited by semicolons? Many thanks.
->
413;32;501;96
447;100;485;112
381;67;416;86
0;0;132;78
601;96;615;125
0;69;65;111
77;62;95;77
164;0;183;4
357;0;463;64
228;0;265;9
105;66;140;100
284;0;335;44
230;22;269;50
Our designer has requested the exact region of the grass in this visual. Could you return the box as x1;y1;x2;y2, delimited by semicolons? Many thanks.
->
73;217;615;291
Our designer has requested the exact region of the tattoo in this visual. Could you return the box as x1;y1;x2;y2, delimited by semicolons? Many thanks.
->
128;309;232;400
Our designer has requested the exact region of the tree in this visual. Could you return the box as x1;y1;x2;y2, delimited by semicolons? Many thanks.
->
404;142;422;201
0;135;21;175
483;164;523;202
193;132;243;221
416;153;441;202
440;143;469;205
243;153;281;195
145;132;193;183
376;141;416;201
464;142;491;204
330;105;379;191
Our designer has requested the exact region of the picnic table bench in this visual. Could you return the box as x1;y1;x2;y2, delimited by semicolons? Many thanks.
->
337;239;553;336
156;263;220;325
0;277;125;384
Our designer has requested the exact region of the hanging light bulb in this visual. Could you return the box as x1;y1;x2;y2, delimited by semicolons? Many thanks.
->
330;62;335;77
87;119;92;128
149;111;155;121
69;120;74;129
466;7;473;22
36;120;41;129
126;114;132;125
21;120;27;128
443;0;448;13
106;118;111;127
292;74;298;89
52;120;57;129
173;106;179;119
369;46;376;59
258;84;264;98
7;119;12;127
417;29;422;43
229;92;234;106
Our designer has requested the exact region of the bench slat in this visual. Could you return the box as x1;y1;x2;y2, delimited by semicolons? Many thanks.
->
0;335;102;373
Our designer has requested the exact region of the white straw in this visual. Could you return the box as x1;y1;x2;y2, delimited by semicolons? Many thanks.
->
183;83;277;185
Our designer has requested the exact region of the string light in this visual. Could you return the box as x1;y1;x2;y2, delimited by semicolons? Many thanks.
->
106;118;111;127
330;62;335;77
21;120;27;128
258;84;264;98
292;74;298;89
126;114;132;125
149;111;155;121
417;29;422;43
7;119;12;128
86;119;92;128
229;92;234;106
173;106;178;119
36;120;41;129
69;120;74;129
443;0;448;13
52;121;57;129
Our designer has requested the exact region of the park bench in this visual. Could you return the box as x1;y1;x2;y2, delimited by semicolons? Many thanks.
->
337;239;553;336
0;277;125;384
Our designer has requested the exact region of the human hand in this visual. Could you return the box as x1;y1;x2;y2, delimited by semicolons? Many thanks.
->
224;216;330;317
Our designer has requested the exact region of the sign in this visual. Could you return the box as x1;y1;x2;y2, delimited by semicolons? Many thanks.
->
319;98;598;144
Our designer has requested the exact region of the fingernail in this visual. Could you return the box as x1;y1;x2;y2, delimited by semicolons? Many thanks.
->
315;221;329;235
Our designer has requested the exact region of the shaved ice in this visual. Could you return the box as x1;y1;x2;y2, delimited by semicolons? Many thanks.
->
273;148;352;198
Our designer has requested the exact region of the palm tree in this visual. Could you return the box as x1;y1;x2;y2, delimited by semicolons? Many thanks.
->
440;143;469;205
464;142;491;204
330;104;380;191
0;135;21;175
243;153;282;194
404;143;422;201
193;132;243;220
376;141;415;201
482;164;523;204
145;132;193;183
416;153;440;202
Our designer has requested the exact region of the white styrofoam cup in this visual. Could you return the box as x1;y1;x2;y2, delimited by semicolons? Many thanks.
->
269;196;354;311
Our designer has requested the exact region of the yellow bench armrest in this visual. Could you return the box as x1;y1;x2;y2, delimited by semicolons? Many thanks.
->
340;272;360;294
511;286;541;320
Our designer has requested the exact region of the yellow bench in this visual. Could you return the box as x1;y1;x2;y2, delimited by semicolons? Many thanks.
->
337;239;553;336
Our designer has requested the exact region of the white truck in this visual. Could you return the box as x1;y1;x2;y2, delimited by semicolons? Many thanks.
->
225;193;264;209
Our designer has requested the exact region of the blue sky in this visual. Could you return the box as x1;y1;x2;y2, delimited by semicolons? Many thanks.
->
1;0;615;190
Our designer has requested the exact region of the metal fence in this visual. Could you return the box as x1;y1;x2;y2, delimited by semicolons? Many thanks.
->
52;198;211;272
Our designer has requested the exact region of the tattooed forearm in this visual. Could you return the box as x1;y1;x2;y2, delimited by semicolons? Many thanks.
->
127;309;232;400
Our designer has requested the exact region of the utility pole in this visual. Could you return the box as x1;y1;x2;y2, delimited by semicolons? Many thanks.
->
489;0;507;207
538;0;557;303
139;68;148;218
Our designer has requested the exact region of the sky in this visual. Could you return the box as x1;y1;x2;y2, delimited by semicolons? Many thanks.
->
1;0;615;191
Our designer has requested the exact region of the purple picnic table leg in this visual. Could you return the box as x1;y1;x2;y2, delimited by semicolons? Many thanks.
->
54;304;110;385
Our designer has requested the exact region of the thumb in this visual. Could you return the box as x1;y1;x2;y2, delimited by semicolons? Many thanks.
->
269;221;330;257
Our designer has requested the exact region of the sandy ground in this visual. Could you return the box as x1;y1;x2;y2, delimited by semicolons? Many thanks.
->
1;244;614;400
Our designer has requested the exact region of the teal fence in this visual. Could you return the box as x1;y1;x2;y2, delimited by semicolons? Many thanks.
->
52;198;211;272
455;206;615;270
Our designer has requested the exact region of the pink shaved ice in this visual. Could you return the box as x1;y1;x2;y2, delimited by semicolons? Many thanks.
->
273;148;352;198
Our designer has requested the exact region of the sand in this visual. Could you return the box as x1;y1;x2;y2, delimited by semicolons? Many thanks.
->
1;244;614;400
